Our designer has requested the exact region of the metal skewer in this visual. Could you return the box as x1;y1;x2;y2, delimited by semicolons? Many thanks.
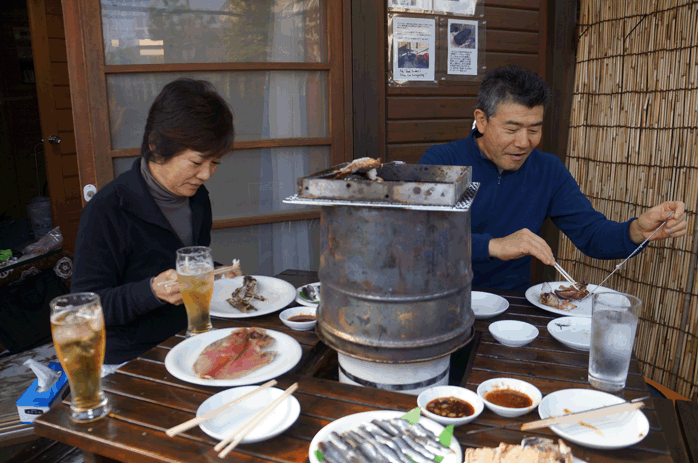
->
584;211;675;301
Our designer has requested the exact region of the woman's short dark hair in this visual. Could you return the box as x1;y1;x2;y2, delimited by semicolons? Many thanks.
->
141;78;235;163
477;65;550;119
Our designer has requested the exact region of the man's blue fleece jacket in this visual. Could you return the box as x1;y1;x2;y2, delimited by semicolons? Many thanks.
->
419;129;641;290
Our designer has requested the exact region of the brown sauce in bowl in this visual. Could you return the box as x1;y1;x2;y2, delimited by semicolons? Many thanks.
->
426;397;474;418
484;389;533;408
288;315;316;322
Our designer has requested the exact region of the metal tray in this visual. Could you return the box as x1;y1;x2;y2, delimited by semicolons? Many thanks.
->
284;182;479;212
296;162;472;207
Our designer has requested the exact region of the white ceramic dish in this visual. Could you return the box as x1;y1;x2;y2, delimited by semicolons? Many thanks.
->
279;306;317;331
295;282;321;307
525;282;619;317
197;386;301;443
164;328;302;387
547;317;592;351
488;320;539;347
538;389;650;450
471;291;510;319
308;410;462;463
417;385;484;427
477;377;542;418
209;276;296;319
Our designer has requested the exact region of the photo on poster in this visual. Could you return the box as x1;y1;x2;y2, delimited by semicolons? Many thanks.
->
434;0;476;16
447;19;478;75
388;0;432;12
392;17;436;82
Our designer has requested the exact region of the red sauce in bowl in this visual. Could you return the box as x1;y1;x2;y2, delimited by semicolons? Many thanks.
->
484;389;533;408
288;315;316;322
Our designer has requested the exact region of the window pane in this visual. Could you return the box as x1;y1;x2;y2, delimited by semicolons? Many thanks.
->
101;0;327;64
112;145;330;219
207;146;330;220
106;71;329;149
211;221;320;276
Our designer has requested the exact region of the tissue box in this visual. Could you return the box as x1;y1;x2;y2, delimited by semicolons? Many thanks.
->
16;362;70;424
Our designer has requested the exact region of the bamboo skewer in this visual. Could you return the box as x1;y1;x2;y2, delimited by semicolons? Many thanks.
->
215;383;299;458
165;380;277;438
520;401;645;431
158;260;241;287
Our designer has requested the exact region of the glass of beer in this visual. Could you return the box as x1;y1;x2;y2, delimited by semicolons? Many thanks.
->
176;246;214;337
50;293;110;422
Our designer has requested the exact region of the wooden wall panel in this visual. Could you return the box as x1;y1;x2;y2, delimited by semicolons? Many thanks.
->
53;85;71;108
383;1;549;163
45;13;64;38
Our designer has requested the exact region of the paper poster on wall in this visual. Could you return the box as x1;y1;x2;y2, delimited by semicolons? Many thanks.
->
392;17;436;82
388;0;432;12
434;0;476;16
447;19;478;75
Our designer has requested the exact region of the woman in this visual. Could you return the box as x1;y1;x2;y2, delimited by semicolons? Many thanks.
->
71;78;235;364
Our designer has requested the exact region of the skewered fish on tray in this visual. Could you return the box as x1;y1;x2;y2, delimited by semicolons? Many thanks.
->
315;157;384;182
227;275;267;312
318;418;454;463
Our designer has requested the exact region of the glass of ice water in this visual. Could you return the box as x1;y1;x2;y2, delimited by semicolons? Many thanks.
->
588;292;642;392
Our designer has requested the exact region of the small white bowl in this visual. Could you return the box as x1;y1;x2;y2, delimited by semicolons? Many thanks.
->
471;291;510;319
417;385;484;427
279;306;317;331
488;320;539;347
477;377;542;418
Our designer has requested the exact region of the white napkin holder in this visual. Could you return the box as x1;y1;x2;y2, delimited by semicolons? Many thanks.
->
16;362;69;424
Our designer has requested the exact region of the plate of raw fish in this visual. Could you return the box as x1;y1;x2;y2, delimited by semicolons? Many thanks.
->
197;385;301;444
525;282;619;317
164;327;302;387
309;411;462;463
209;275;296;319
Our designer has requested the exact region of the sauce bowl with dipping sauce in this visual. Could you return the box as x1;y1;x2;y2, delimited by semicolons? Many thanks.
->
417;385;484;426
279;306;317;331
477;378;542;418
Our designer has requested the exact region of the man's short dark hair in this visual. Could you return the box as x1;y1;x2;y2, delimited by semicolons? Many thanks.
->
477;65;550;119
141;78;235;163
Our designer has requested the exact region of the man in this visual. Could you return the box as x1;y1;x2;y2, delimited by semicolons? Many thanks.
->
419;65;687;290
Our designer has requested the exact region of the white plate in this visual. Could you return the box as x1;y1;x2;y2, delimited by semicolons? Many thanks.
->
197;386;301;443
294;282;321;307
309;410;462;463
471;291;510;319
210;276;296;319
547;317;592;351
538;389;649;450
164;328;302;387
525;282;619;317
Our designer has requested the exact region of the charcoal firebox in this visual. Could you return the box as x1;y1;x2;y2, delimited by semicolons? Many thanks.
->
285;161;479;364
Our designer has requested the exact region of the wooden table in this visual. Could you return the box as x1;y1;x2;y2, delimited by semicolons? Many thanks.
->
34;270;692;463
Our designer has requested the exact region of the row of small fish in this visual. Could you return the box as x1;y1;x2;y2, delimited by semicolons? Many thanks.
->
318;418;453;463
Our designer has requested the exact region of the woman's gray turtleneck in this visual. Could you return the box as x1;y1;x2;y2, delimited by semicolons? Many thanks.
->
140;159;193;246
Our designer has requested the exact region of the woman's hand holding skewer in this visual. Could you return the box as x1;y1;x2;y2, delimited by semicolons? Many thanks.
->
152;269;183;305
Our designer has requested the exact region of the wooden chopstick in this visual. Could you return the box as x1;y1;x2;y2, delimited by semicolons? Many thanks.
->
158;265;239;287
520;401;645;431
553;262;582;291
165;380;277;438
215;383;299;458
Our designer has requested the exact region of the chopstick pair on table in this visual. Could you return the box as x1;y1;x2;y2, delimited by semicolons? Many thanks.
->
165;380;299;459
465;396;648;435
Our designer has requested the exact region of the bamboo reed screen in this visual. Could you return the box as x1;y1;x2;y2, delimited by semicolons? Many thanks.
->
560;0;698;400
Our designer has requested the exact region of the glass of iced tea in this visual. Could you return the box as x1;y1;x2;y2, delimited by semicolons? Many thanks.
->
176;246;214;337
50;293;110;422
